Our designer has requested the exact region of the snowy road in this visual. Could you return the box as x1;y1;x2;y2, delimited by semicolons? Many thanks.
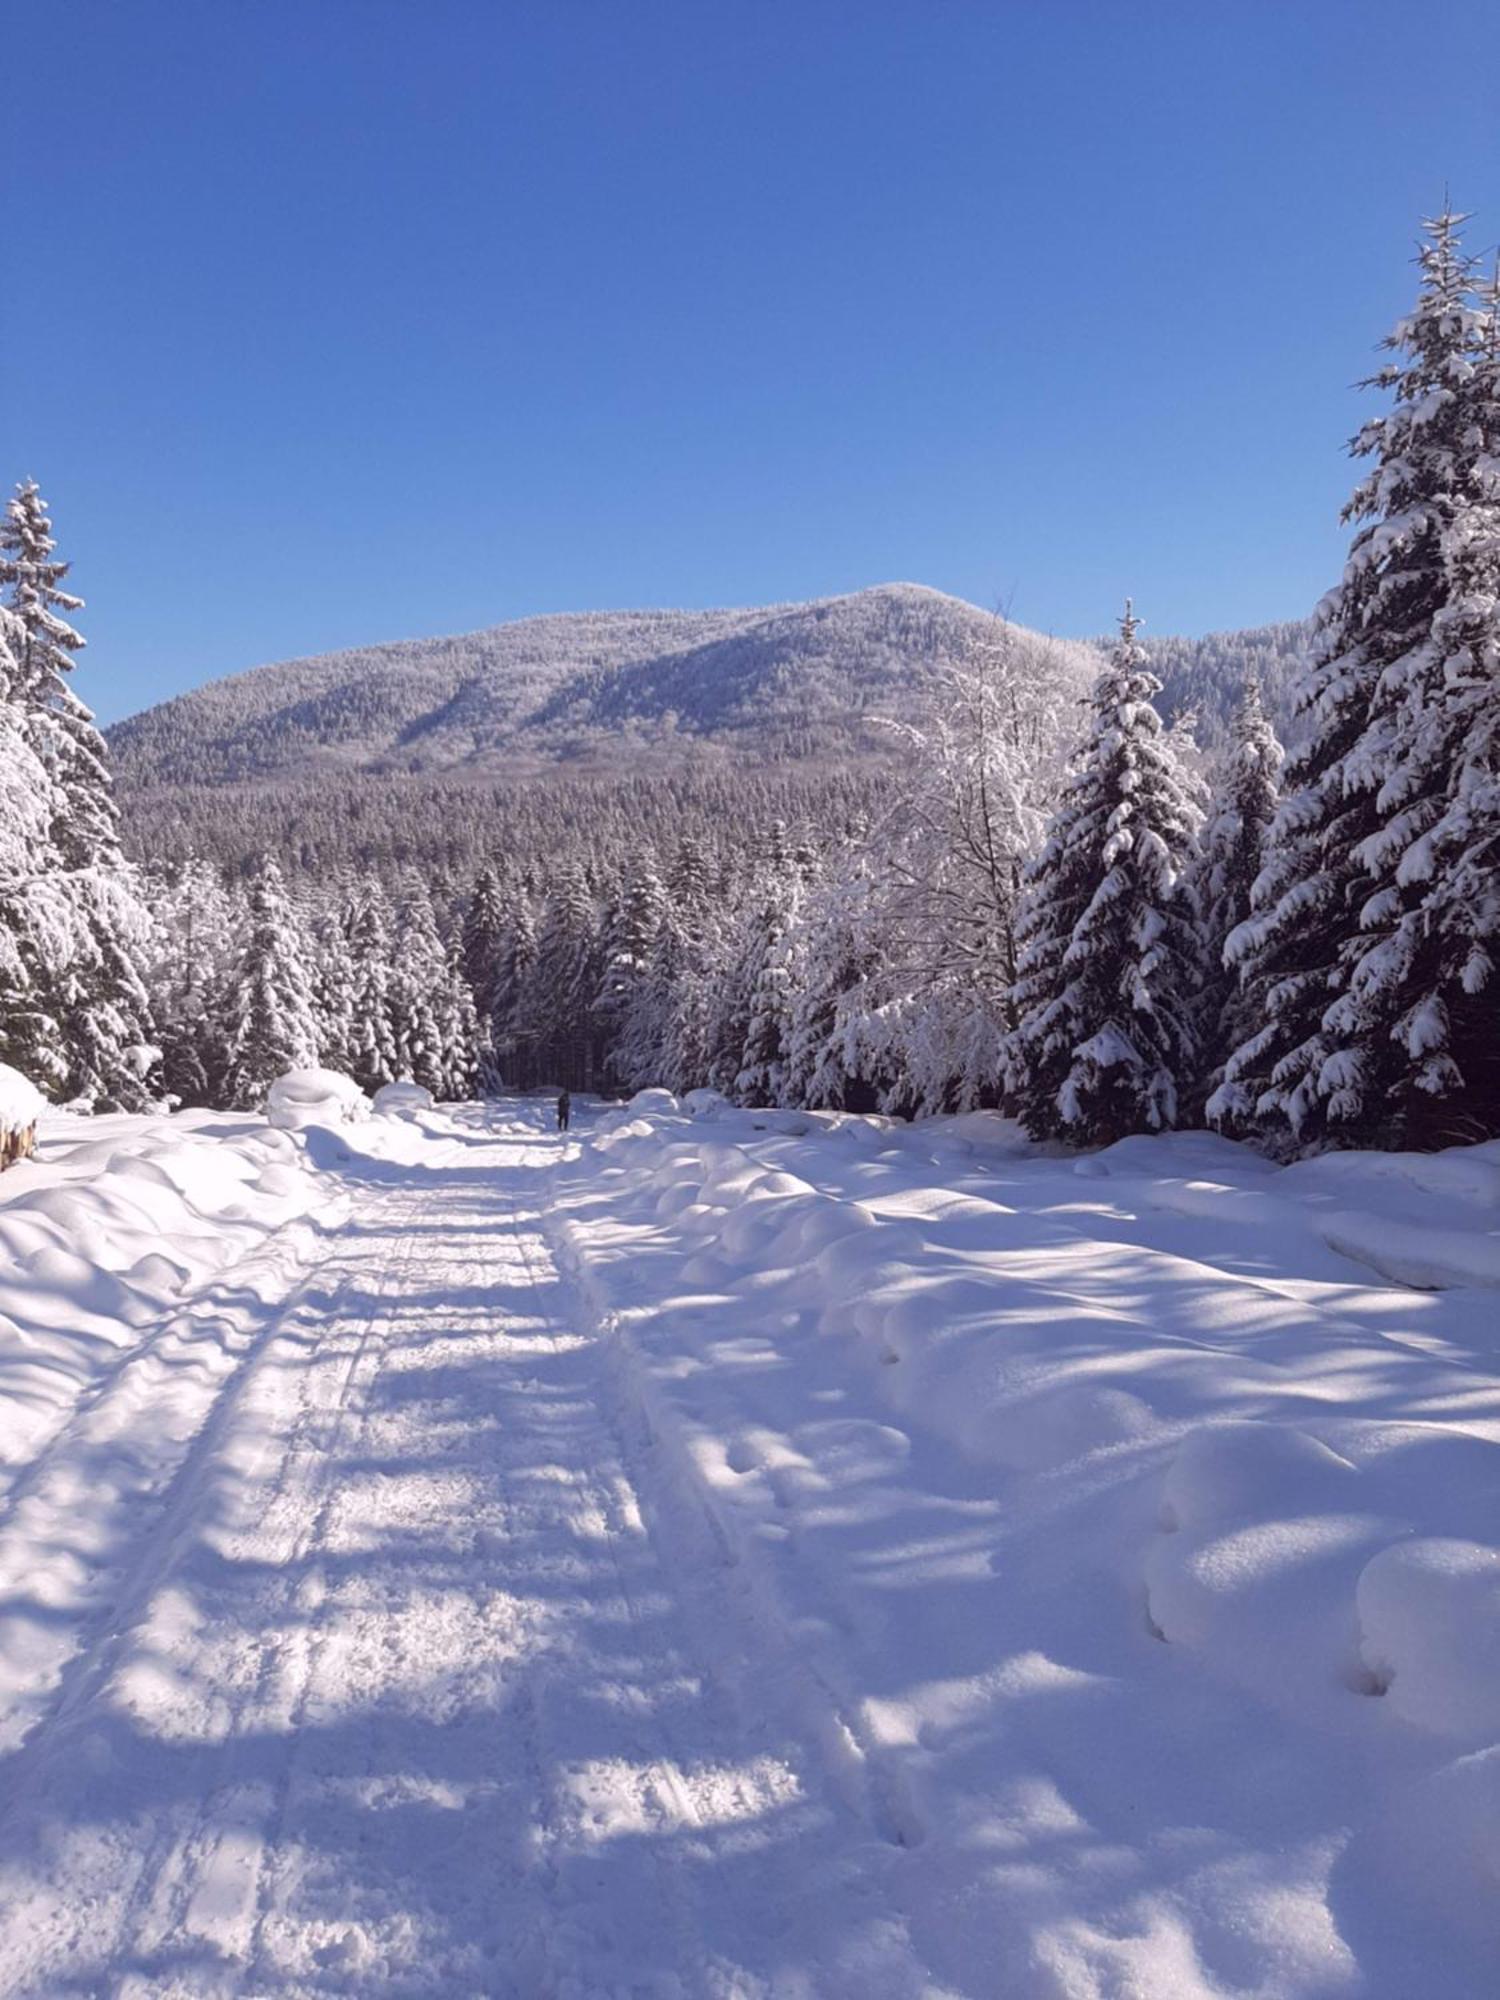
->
0;1110;928;1998
2;1099;1499;1997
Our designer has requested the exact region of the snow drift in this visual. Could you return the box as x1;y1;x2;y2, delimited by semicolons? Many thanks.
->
552;1100;1500;1997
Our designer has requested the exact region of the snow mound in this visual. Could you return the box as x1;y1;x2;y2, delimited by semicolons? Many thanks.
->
1285;1139;1500;1214
543;1102;1500;1993
682;1087;732;1119
372;1080;435;1116
1369;1745;1500;1944
0;1110;334;1496
266;1068;370;1131
628;1087;679;1116
1144;1424;1372;1690
1357;1538;1500;1738
0;1063;45;1129
1319;1210;1500;1290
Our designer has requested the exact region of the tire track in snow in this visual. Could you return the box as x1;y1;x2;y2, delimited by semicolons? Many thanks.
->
121;1186;426;1992
0;1203;350;1765
543;1163;932;1860
0;1184;413;1997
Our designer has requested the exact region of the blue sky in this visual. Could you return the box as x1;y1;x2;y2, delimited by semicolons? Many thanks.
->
7;2;1499;723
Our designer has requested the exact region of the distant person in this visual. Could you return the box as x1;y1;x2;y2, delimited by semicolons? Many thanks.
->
556;1088;571;1132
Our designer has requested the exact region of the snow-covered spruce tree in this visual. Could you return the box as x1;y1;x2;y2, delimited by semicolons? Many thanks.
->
345;888;399;1094
1005;606;1204;1144
653;835;722;1094
1188;674;1282;1118
0;603;71;1090
0;482;155;1107
461;865;509;1091
701;854;798;1102
1220;210;1497;1147
220;854;320;1107
490;882;538;1088
596;863;667;1091
309;896;359;1079
522;864;601;1088
641;910;699;1093
147;860;238;1107
387;879;449;1095
732;872;805;1107
1329;242;1500;1142
435;939;479;1101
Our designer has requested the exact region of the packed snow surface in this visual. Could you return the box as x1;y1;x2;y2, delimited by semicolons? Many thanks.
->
0;1097;1497;1996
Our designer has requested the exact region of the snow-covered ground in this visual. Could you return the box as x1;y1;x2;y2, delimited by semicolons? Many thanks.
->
0;1095;1497;1996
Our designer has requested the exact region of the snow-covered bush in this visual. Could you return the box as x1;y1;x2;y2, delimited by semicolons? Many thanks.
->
265;1067;370;1131
627;1087;678;1116
0;1060;44;1168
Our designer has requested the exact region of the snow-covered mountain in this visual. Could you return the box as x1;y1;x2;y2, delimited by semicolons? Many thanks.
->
108;584;1313;792
109;584;1106;786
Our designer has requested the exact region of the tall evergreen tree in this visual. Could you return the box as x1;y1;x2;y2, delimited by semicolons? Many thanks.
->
597;863;667;1089
654;835;721;1094
1190;675;1283;1122
461;864;508;1090
1222;209;1498;1146
345;887;399;1093
524;865;600;1087
435;939;479;1101
151;861;237;1107
729;868;803;1106
220;855;320;1107
0;482;155;1107
0;604;69;1090
388;879;449;1094
309;896;359;1078
491;883;539;1087
1005;606;1203;1145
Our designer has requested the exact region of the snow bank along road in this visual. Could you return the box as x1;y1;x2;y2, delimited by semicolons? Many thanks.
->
0;1097;1497;1997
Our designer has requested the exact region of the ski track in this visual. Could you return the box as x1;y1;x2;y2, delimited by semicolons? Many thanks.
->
0;1109;927;1999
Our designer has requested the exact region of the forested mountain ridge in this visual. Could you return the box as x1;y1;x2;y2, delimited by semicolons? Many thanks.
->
110;584;1107;785
108;583;1313;794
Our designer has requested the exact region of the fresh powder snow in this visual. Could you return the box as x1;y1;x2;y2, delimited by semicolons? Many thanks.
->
0;1091;1496;1995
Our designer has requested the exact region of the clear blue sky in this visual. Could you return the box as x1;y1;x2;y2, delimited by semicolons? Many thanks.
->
7;1;1499;723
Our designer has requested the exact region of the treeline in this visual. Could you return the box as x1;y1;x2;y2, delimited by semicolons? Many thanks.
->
119;766;888;888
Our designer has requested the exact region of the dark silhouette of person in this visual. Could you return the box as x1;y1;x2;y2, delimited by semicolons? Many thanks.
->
557;1089;572;1132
